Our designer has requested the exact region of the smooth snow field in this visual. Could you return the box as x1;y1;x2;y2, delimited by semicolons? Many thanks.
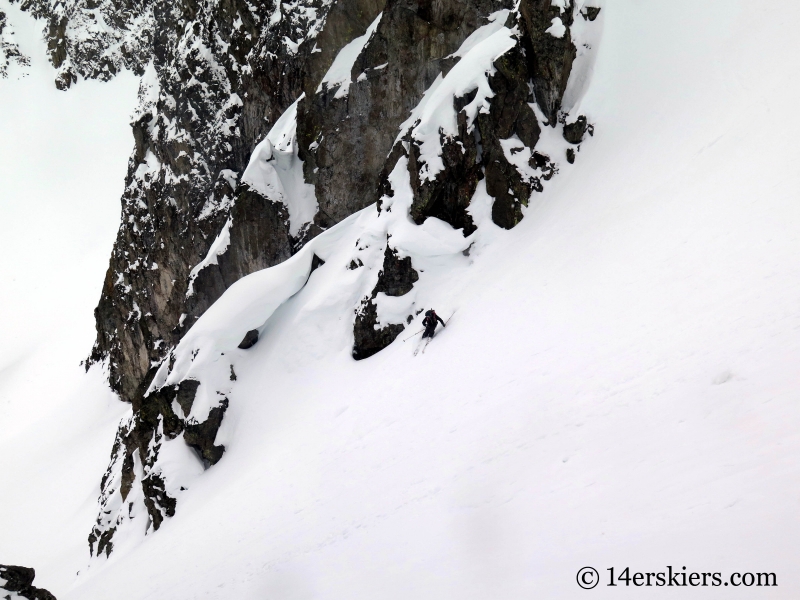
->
2;0;800;598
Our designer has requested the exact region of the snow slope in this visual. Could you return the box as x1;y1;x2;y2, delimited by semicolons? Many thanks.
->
4;0;800;598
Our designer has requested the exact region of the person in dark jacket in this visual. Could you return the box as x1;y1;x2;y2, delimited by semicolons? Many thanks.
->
422;309;445;339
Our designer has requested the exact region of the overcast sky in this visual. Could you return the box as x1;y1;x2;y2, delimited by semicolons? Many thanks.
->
0;0;138;375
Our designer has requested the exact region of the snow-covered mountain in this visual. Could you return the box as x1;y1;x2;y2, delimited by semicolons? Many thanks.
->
2;0;800;597
6;0;602;561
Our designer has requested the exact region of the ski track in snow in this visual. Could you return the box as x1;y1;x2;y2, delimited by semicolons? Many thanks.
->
2;0;800;598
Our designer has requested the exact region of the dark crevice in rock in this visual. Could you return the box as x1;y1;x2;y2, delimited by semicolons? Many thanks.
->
310;253;326;274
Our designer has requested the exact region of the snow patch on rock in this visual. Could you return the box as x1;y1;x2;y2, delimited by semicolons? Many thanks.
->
317;12;382;99
241;94;318;236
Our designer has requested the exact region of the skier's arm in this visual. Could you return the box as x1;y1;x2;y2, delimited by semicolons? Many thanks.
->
437;315;446;327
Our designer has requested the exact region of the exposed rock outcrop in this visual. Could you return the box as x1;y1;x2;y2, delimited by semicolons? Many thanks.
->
353;242;419;359
563;114;591;144
0;565;56;600
14;0;151;89
237;329;259;349
518;0;577;125
87;375;225;556
298;0;510;228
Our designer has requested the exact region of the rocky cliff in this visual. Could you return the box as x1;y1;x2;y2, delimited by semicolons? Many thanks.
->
9;0;599;557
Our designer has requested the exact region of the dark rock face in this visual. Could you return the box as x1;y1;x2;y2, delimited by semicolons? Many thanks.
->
563;114;587;144
353;243;419;360
298;0;510;229
0;566;34;594
518;0;577;124
0;565;57;600
183;187;294;327
483;42;548;229
380;2;568;236
89;386;174;556
237;329;259;349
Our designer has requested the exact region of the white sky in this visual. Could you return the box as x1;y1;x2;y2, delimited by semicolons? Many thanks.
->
0;0;138;371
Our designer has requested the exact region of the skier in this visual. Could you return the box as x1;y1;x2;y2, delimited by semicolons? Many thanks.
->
421;308;446;339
